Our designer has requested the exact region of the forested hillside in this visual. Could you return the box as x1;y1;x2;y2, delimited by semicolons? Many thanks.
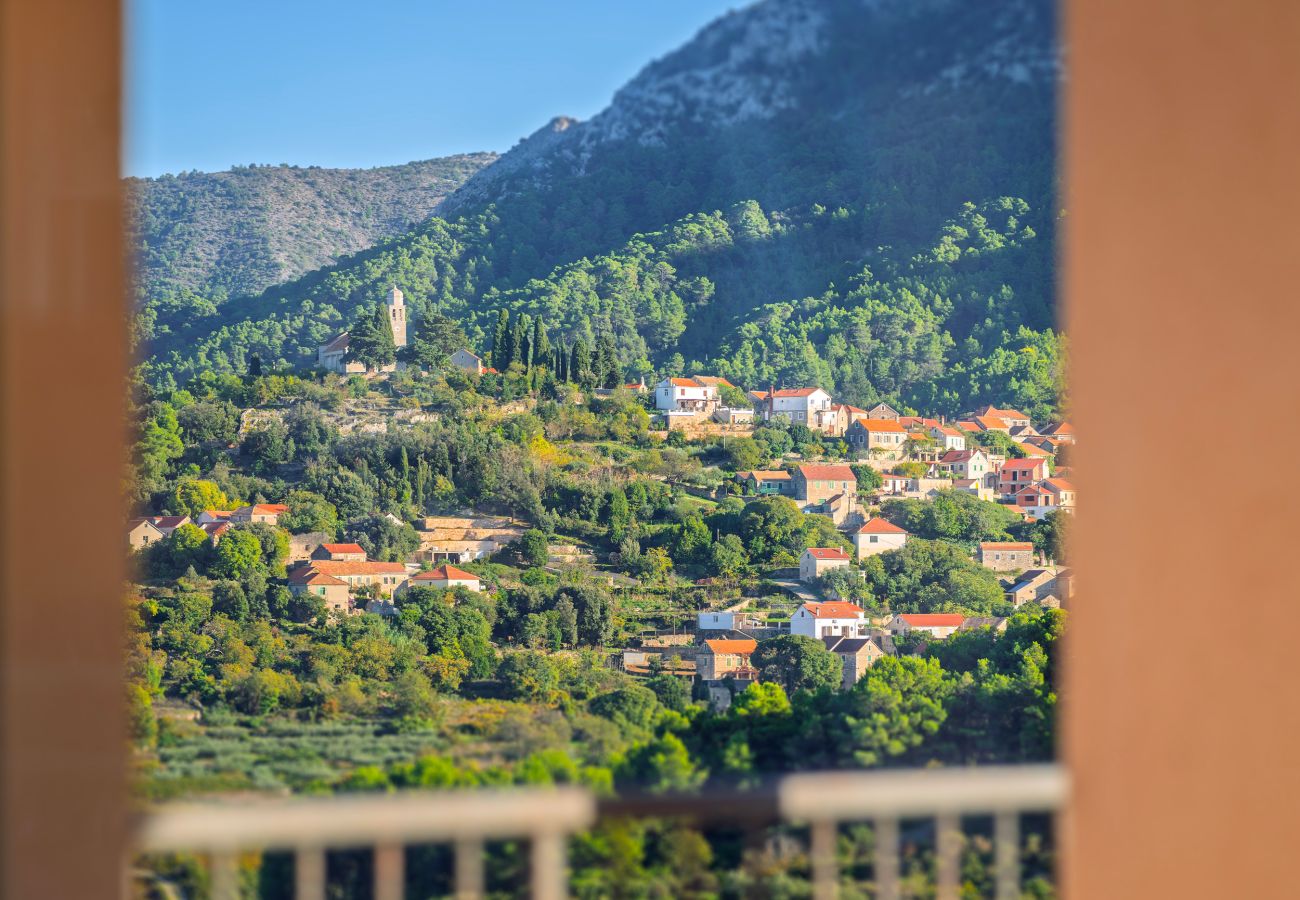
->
136;0;1065;418
129;153;495;339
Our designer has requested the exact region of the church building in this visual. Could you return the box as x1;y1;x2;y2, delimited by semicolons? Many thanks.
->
317;285;408;374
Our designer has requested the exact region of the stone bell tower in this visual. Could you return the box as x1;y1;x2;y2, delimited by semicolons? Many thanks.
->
386;284;408;348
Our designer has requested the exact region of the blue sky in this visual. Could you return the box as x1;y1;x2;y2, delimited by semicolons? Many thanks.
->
126;0;741;177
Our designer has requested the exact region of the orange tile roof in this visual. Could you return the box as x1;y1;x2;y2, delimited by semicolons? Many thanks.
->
288;567;349;586
1001;458;1047;471
802;600;864;618
975;416;1010;430
704;638;757;655
690;375;735;388
415;564;480;582
857;518;908;535
980;541;1035;551
982;406;1029;420
804;547;851;560
1043;478;1076;492
742;469;792;481
319;542;366;555
669;377;702;388
303;561;407;576
899;613;966;627
859;418;906;433
1019;444;1052;457
956;421;981;431
797;464;855;481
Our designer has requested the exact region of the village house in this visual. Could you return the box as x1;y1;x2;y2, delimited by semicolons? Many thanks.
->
845;418;908;455
952;475;998;502
975;406;1032;429
195;510;232;525
290;560;409;597
1013;478;1077;520
1008;424;1041;441
959;617;1009;633
887;613;966;640
311;542;368;562
930;425;967;451
864;402;901;420
696;638;758;681
654;377;718;413
877;472;910;495
973;415;1012;434
753;387;834;428
145;514;191;537
790;599;865;639
405;564;482;593
903;476;956;500
127;518;165;551
318;285;408;374
998;457;1051;499
713;406;755;425
231;503;288;526
822;635;891;689
978;541;1036;572
1040;421;1076;443
738;470;794;496
287;567;352;613
1004;568;1066;606
199;521;230;543
449;348;485;374
799;547;853;583
1018;442;1054;460
792;464;859;525
853;518;909;558
933;448;992;480
696;610;760;632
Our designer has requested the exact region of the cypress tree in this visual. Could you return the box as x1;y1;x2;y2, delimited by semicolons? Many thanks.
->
492;309;511;369
509;315;526;370
532;318;550;370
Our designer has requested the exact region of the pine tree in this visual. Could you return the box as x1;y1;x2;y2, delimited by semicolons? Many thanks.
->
347;303;396;371
492;309;511;369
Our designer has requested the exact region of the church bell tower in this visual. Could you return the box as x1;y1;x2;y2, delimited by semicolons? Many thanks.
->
386;284;408;348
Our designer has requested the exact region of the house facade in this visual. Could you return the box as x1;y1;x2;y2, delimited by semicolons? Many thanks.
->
450;348;485;374
930;425;966;451
311;543;368;562
934;449;992;480
232;503;288;526
1013;478;1077;520
845;418;908;455
799;547;852;583
290;560;409;597
887;613;966;640
287;567;352;613
754;387;834;428
793;464;856;507
697;638;757;681
655;377;718;412
790;600;865;639
739;470;794;496
822;635;890;689
127;518;165;551
978;541;1036;572
853;518;909;558
405;564;482;593
998;458;1050;499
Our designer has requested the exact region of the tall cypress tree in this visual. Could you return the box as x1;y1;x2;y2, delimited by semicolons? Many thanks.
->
509;315;526;370
532;318;550;371
571;339;592;387
492;309;511;369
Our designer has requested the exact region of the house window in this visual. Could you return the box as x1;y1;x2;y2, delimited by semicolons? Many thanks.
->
870;536;879;543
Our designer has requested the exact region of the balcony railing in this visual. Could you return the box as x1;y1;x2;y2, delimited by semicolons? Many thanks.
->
134;763;1067;899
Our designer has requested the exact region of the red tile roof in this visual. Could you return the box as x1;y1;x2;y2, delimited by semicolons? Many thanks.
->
1019;444;1053;457
956;421;981;432
1001;458;1046;471
415;564;479;582
704;639;757;655
303;561;407;576
149;515;190;529
797;464;856;482
859;418;906;433
771;387;825;398
802;600;865;618
288;567;348;586
741;469;792;481
1043;478;1076;492
804;547;851;561
857;518;908;535
974;415;1010;431
899;613;966;627
320;543;366;555
668;377;703;388
256;503;289;514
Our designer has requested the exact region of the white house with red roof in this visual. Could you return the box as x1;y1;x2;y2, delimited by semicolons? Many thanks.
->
853;518;909;558
929;425;966;451
404;564;482;593
289;559;409;596
799;547;852;583
654;377;718;412
934;448;993;480
790;599;866;639
888;613;966;639
754;387;833;428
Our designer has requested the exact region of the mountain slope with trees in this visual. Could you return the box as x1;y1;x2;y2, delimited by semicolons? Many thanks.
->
136;0;1065;418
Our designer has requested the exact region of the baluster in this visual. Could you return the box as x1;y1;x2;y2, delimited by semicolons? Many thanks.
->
295;846;326;900
935;813;961;900
454;838;485;899
374;843;405;900
209;851;240;900
530;832;567;900
874;817;900;900
810;819;838;900
994;812;1020;900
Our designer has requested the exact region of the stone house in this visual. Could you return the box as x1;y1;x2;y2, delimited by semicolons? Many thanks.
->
853;518;909;558
790;600;865;639
738;470;794;496
696;638;758;681
231;503;288;526
1013;478;1077;520
287;567;352;613
290;560;409;597
1003;568;1065;606
978;541;1036;572
864;402;901;420
822;635;892;689
312;542;368;562
845;418;908;455
793;464;856;507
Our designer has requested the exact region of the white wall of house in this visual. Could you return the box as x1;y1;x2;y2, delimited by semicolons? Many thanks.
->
790;607;863;639
853;531;908;558
697;611;737;631
654;379;715;411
